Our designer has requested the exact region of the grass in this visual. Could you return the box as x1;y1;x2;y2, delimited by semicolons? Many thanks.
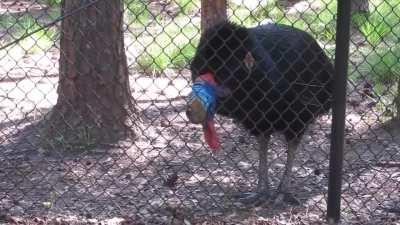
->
136;42;197;76
228;4;262;26
352;0;400;46
1;0;200;73
358;45;400;118
0;0;397;83
364;46;400;85
170;42;197;68
281;0;337;42
20;27;58;54
348;0;400;118
0;14;40;37
38;0;62;7
228;0;337;43
0;14;59;54
124;0;152;27
124;0;200;28
135;20;199;75
174;0;200;15
229;1;285;26
0;14;18;31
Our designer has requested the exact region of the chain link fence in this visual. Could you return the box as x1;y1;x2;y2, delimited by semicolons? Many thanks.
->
0;0;399;224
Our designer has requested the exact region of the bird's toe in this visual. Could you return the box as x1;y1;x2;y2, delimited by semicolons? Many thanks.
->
273;192;301;206
232;192;271;206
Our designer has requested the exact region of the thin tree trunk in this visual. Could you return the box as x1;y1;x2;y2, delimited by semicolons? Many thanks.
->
277;0;301;8
201;0;227;32
40;0;136;151
395;77;400;120
351;0;369;14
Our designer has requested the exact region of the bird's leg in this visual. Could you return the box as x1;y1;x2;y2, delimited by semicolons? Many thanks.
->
235;134;271;205
275;138;301;205
256;134;270;195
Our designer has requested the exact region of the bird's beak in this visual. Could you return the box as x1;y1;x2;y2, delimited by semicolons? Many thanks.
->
186;98;207;124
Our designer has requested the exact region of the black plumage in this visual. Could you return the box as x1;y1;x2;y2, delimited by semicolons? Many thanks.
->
187;21;334;204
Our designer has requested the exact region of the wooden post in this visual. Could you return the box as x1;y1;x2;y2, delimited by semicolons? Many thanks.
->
201;0;227;31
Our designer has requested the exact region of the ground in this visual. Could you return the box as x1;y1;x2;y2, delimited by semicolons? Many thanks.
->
1;49;399;224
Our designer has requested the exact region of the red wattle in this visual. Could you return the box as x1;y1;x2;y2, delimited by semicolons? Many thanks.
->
198;72;217;85
203;119;220;151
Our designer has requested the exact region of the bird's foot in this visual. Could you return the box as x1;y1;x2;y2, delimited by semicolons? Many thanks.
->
273;192;301;206
232;192;271;206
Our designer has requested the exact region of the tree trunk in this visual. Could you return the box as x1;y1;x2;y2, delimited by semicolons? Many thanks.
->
201;0;227;32
277;0;300;8
395;78;400;120
351;0;369;14
40;0;136;151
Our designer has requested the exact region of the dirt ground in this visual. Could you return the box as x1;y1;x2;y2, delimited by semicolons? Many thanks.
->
0;46;400;225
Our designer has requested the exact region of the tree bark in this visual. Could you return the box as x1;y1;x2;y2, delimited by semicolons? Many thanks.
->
201;0;227;32
395;78;400;120
351;0;369;14
277;0;301;8
40;0;136;151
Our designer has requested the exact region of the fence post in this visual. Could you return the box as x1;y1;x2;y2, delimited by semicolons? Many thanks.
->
327;0;352;224
201;0;227;31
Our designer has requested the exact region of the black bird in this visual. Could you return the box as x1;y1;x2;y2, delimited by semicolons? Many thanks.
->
186;21;334;204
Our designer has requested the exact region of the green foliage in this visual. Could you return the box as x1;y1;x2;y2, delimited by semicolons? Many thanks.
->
350;0;400;117
20;27;58;54
46;9;61;21
229;0;337;42
136;42;197;75
39;0;62;7
0;14;58;54
352;0;400;46
21;15;58;53
174;0;200;15
0;14;39;36
310;1;337;41
16;14;41;34
228;4;255;26
0;14;17;30
124;0;151;26
229;1;285;26
254;1;285;22
282;0;337;42
136;23;199;75
171;43;197;68
364;46;400;85
352;13;391;46
358;45;400;118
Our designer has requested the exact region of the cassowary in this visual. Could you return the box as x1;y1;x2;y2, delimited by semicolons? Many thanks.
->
186;21;334;205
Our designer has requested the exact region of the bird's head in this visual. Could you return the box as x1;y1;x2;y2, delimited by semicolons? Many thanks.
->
185;72;224;151
189;22;256;90
186;22;256;151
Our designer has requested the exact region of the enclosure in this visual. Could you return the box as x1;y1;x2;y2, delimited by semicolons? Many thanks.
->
0;0;399;224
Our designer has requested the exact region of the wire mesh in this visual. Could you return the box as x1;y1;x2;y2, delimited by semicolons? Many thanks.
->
0;0;399;224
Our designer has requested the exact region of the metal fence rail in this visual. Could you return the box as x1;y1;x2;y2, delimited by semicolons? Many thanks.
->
0;0;399;224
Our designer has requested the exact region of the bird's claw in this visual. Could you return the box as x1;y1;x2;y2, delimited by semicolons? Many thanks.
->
232;192;271;206
273;192;301;206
